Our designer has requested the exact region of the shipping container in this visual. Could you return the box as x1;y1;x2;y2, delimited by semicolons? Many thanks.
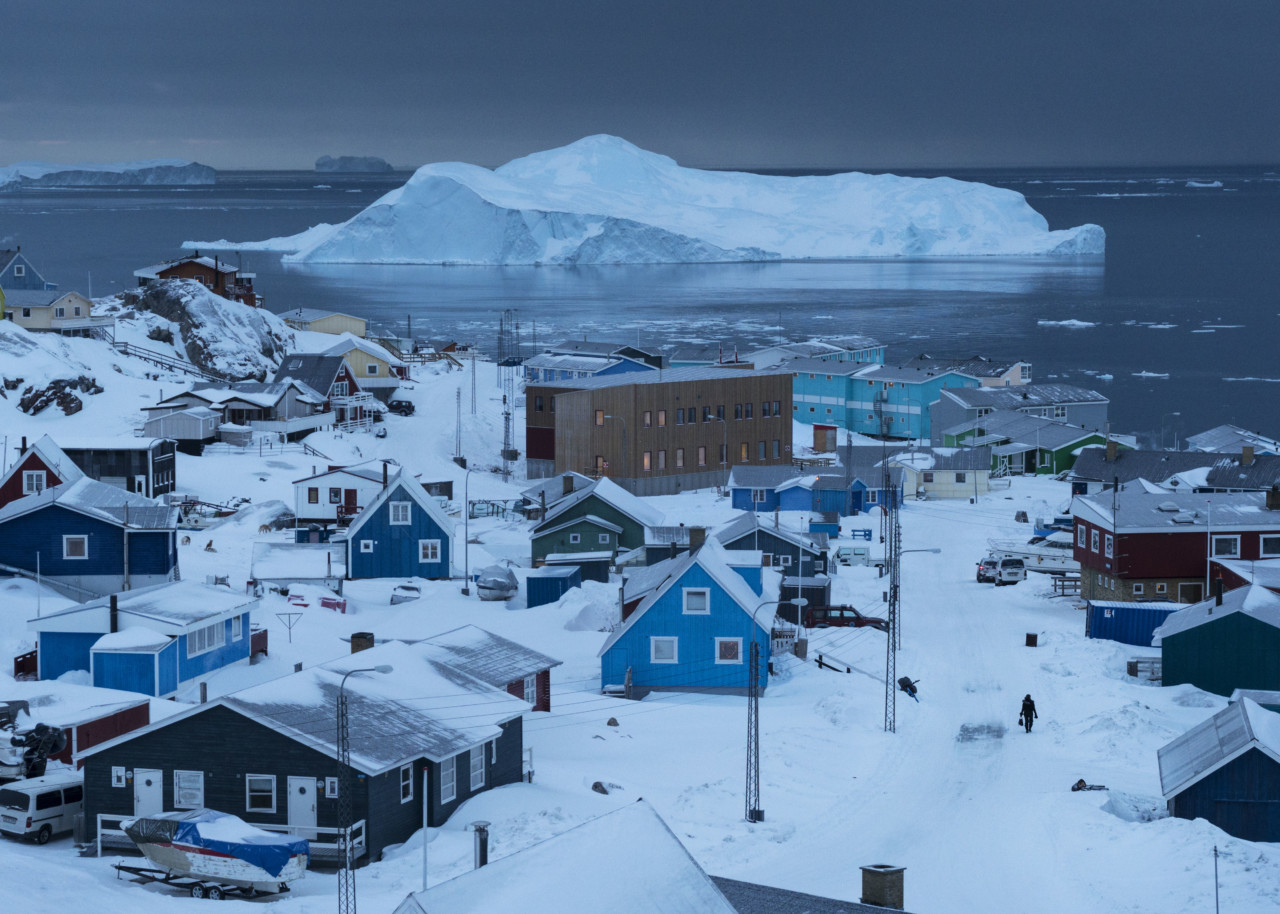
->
526;566;582;608
1085;599;1181;646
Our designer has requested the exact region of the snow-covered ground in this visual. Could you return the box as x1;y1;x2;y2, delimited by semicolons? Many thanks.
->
1;333;1275;914
184;135;1105;264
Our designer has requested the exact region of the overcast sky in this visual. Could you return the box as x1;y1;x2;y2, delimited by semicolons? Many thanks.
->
3;0;1277;171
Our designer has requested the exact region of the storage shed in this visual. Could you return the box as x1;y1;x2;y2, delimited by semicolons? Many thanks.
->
1153;585;1280;697
143;407;220;454
1158;697;1280;842
544;550;611;583
526;565;582;608
1085;599;1181;646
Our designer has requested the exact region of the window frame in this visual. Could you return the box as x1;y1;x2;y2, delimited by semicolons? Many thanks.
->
650;636;678;663
523;674;537;704
697;446;707;467
598;532;610;544
1091;529;1100;553
569;532;581;544
955;472;966;484
1104;534;1114;559
1155;582;1168;595
1211;535;1240;558
361;539;374;553
470;747;485;791
715;637;743;665
682;588;710;615
308;487;319;504
440;756;457;803
329;487;342;504
231;615;243;641
366;363;379;376
173;770;205;809
62;534;88;560
1262;535;1280;557
22;470;45;494
1132;583;1145;596
657;409;666;427
390;501;412;525
400;764;414;803
245;774;276;813
187;620;226;658
1078;525;1087;547
419;539;440;563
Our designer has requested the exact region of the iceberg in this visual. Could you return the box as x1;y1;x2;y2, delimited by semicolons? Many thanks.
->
191;135;1105;264
0;159;215;191
316;155;394;173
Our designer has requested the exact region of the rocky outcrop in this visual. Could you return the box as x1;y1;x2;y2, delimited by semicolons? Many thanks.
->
18;376;103;415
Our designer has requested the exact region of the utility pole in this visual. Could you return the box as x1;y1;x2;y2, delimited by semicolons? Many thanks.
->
336;685;355;914
883;459;902;731
455;388;462;461
746;640;762;822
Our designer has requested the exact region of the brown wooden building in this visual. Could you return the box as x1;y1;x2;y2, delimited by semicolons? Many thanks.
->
134;253;258;307
526;367;793;496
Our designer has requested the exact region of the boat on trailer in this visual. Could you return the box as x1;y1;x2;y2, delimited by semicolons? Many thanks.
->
988;531;1080;574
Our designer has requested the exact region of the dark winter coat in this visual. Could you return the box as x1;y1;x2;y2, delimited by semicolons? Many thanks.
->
1021;697;1037;719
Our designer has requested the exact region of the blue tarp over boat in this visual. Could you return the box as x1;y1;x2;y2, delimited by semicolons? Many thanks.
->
124;809;309;879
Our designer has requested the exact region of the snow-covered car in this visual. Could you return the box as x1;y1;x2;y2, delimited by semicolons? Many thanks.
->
976;557;999;583
390;583;421;605
996;558;1027;586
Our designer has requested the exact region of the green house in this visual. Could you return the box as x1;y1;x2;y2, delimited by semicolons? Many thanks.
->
531;477;664;564
1154;585;1280;697
943;409;1123;475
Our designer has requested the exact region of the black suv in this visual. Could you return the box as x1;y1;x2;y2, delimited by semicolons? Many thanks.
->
387;398;415;416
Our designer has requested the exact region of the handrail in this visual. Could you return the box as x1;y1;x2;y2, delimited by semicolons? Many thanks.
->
112;341;221;381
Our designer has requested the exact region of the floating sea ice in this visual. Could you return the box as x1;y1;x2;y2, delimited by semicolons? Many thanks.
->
1132;371;1170;378
1037;319;1098;328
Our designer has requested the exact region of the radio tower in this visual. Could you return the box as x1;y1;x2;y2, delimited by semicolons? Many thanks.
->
496;309;524;480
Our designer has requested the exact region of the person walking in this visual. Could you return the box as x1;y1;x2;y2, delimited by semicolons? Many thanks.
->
1020;694;1038;733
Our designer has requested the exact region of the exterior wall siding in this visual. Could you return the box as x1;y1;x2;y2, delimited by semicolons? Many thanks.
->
39;631;102;680
1162;614;1280;696
93;651;157;695
0;505;124;578
0;452;69;509
176;613;252;683
720;530;823;577
1170;748;1280;842
347;483;451;579
425;717;523;828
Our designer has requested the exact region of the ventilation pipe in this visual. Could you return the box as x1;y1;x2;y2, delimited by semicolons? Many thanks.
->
689;527;707;551
562;474;574;497
469;821;491;869
383;461;389;490
1106;440;1117;462
1214;576;1223;607
1267;485;1280;511
109;594;118;634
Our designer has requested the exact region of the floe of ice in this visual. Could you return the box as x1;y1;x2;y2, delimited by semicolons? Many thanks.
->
1132;371;1170;378
1037;319;1098;328
1186;180;1223;188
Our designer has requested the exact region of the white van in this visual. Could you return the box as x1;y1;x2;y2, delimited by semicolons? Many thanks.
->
0;771;83;844
996;558;1027;586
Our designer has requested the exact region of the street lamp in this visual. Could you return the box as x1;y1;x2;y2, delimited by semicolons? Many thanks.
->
604;415;627;481
337;664;394;914
1161;412;1182;450
894;548;941;650
461;467;475;596
746;597;806;824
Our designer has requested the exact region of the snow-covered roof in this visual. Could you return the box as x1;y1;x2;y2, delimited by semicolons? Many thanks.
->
58;436;169;452
714;511;827;554
622;556;682;602
395;800;736;914
1068;447;1218;485
941;383;1108;409
763;356;870;375
182;379;325;408
344;472;454;545
523;353;627;373
414;624;562;687
92;626;172;653
852;362;978;384
1072;489;1280;533
0;434;84;493
280;307;364;325
273;353;350;396
544;338;662;358
0;477;176;530
1151;585;1280;644
1186;424;1280;455
538;476;665;530
133;255;240;280
519;472;594;506
726;465;807;490
1158;697;1280;799
321;332;407;368
250;542;346;581
945;409;1102;450
292;459;399;486
1214;558;1280;591
898;352;1028;378
599;539;770;657
30;581;256;635
1;289;63;308
545;550;612;563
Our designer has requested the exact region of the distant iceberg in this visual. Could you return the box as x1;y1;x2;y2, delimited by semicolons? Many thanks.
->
188;135;1105;264
316;155;393;173
0;159;215;191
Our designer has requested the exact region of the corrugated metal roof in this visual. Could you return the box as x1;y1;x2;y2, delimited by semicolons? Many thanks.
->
0;477;177;529
251;542;346;580
714;511;827;553
1158;697;1280;798
415;624;562;686
1068;447;1218;485
523;353;624;372
758;356;869;375
1187;424;1280;455
726;465;806;489
273;353;347;396
2;289;62;307
538;477;665;529
942;383;1108;409
945;409;1103;450
545;339;662;358
712;876;903;914
899;353;1026;378
1073;488;1280;532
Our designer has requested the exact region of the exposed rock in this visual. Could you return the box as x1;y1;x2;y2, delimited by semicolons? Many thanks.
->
19;376;103;415
606;717;619;727
147;325;174;344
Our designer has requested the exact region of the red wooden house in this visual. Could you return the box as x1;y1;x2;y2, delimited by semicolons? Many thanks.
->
134;253;258;307
1073;486;1280;604
0;435;84;510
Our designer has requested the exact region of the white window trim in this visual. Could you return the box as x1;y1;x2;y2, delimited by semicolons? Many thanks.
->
419;539;440;562
569;532;581;544
751;488;768;504
715;637;743;665
13;264;24;276
1077;525;1087;547
470;748;485;791
326;776;339;798
682;588;710;615
523;674;537;704
390;501;412;525
1262;535;1280;557
23;470;45;494
111;766;127;788
1211;534;1241;558
1091;529;1100;553
440;756;457;803
187;620;226;658
650;636;678;664
1104;534;1114;559
780;555;793;567
400;764;414;803
597;533;610;544
366;363;379;375
1155;583;1168;595
174;770;204;809
62;534;88;560
232;615;243;641
1132;583;1145;596
245;774;276;813
360;539;374;553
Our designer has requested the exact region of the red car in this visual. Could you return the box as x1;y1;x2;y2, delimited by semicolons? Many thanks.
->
804;606;888;632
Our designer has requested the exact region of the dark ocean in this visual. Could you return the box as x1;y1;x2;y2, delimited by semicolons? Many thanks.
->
2;165;1277;443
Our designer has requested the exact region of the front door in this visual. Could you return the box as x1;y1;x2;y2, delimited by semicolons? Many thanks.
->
344;489;358;515
134;768;163;815
287;776;317;839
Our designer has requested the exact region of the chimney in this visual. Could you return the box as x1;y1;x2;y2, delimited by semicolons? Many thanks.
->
21;436;27;452
1214;576;1223;607
689;527;707;551
1105;440;1117;462
562;473;574;497
382;461;388;489
470;821;491;869
200;682;208;704
351;632;375;653
1242;446;1255;467
109;594;118;634
1268;485;1280;511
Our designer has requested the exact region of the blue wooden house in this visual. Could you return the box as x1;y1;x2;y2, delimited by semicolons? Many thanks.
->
0;477;178;600
28;582;259;698
728;464;902;517
714;511;830;577
1159;697;1280;842
600;540;773;696
0;248;58;291
341;469;454;580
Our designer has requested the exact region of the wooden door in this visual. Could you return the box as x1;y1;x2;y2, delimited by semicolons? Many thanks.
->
133;768;163;815
287;776;317;839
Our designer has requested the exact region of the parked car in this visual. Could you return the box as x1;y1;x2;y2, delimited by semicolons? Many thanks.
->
976;556;999;583
996;558;1027;586
387;398;415;416
0;771;83;844
835;545;871;567
804;605;888;632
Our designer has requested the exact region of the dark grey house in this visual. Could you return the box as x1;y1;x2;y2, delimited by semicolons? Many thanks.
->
80;639;531;862
929;383;1109;446
59;436;177;499
714;511;829;577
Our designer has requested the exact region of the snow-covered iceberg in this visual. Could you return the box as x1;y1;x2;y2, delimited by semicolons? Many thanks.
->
189;135;1104;264
0;159;215;191
316;155;394;173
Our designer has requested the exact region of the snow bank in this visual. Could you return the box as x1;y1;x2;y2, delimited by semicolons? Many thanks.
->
0;159;214;191
189;135;1105;264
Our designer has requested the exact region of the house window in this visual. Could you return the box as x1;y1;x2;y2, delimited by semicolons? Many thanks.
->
54;307;66;318
1078;525;1087;547
923;472;934;483
308;487;319;504
761;402;770;418
657;410;666;427
772;440;780;459
773;401;781;415
361;539;374;553
643;411;652;428
955;473;966;484
658;450;667;470
419;539;440;562
326;776;340;798
735;404;743;420
174;770;204;808
716;637;743;664
21;308;30;318
1155;583;1168;595
22;471;45;494
400;764;414;802
1091;529;1100;552
1133;583;1145;596
331;381;348;397
366;364;379;375
1211;535;1240;558
246;775;276;812
687;407;697;424
697;446;707;467
740;442;749;462
63;535;88;560
112;767;127;788
758;441;766;461
751;488;768;504
1104;535;1114;559
1054;405;1067;418
329;487;342;504
524;674;537;703
1262;535;1280;557
390;501;412;524
13;264;24;277
232;615;243;641
598;533;610;544
440;756;456;803
702;406;711;423
1020;365;1032;381
595;410;605;426
650;637;678;663
643;451;652;471
683;588;710;614
867;491;878;505
534;396;544;412
470;748;485;790
676;448;685;468
569;532;581;544
188;621;226;657
744;403;753;419
676;410;684;426
74;306;82;316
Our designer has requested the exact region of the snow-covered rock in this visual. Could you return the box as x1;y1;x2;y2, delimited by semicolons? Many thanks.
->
189;135;1104;264
316;155;394;173
0;159;215;191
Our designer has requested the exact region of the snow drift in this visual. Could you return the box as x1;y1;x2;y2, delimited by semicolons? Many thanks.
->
190;136;1104;264
0;159;215;191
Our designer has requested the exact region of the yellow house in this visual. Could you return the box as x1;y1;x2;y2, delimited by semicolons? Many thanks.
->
3;290;112;337
281;307;367;338
317;334;408;400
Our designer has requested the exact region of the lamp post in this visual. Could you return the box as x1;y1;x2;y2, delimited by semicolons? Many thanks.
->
604;414;627;481
712;416;728;488
337;664;394;914
461;467;475;596
1161;411;1181;450
746;597;806;824
895;548;941;650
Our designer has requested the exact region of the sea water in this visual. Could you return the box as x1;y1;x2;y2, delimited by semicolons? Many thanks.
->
1;166;1277;440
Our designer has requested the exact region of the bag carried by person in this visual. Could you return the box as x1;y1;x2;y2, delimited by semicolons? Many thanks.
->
1018;716;1024;726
